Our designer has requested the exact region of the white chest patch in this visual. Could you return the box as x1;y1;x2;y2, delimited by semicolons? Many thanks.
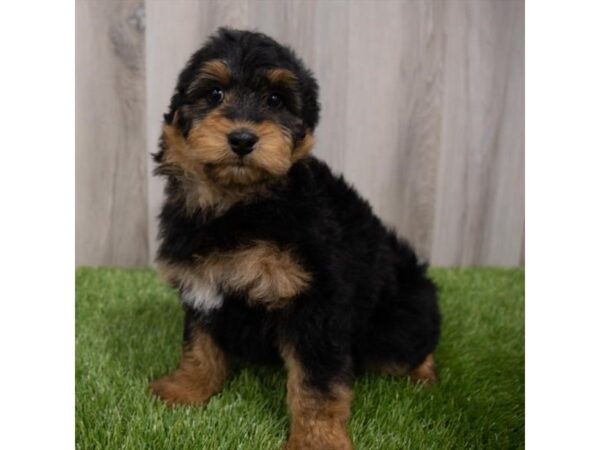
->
180;278;224;312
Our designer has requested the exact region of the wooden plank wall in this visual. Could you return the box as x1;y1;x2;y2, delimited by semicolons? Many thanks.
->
75;0;148;266
76;0;524;267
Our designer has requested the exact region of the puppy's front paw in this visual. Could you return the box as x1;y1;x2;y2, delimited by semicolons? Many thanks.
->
284;422;353;450
149;372;214;407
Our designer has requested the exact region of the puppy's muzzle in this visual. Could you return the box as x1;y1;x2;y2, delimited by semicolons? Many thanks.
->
228;129;258;157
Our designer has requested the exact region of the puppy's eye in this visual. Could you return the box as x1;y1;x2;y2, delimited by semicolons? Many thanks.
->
267;93;283;108
207;87;224;105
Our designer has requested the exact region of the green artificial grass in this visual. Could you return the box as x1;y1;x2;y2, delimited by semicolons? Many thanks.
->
76;267;524;450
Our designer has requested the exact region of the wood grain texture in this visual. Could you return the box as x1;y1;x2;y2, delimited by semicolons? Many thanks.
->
75;0;148;266
431;0;525;266
77;0;524;267
344;1;445;261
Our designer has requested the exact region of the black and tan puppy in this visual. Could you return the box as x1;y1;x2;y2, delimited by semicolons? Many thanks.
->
150;28;440;450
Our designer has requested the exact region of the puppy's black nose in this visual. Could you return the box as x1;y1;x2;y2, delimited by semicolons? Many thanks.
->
228;129;258;156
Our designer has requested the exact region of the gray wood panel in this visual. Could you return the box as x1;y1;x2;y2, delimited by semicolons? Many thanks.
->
77;0;524;267
75;0;148;266
431;0;525;266
344;1;445;261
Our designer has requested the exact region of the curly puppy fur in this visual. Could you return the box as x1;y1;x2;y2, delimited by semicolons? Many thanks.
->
151;28;441;450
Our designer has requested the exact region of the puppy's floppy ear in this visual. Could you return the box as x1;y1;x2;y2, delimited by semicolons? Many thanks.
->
171;110;181;128
152;119;189;176
164;106;192;137
164;91;181;125
153;110;183;166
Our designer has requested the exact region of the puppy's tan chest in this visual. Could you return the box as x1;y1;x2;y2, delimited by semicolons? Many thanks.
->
157;241;311;312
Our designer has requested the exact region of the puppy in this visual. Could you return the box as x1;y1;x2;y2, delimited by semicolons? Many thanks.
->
150;28;440;450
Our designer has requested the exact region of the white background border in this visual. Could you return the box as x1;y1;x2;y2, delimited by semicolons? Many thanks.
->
527;0;600;448
1;0;600;448
0;1;74;449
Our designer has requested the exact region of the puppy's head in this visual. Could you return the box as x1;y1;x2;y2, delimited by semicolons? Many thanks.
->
155;28;319;187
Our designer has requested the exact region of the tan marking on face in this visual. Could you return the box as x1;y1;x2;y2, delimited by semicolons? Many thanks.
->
149;329;228;407
157;97;311;215
158;117;273;215
281;347;353;450
157;241;311;310
190;59;231;91
266;68;298;90
186;112;235;165
175;110;295;184
247;120;294;176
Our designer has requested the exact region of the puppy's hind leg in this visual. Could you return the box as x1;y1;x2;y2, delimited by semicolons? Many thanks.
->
408;353;437;385
373;353;437;386
367;277;440;386
150;328;228;407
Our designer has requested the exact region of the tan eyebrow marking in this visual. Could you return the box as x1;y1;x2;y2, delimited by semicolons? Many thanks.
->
188;60;231;93
201;60;231;84
265;68;298;89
